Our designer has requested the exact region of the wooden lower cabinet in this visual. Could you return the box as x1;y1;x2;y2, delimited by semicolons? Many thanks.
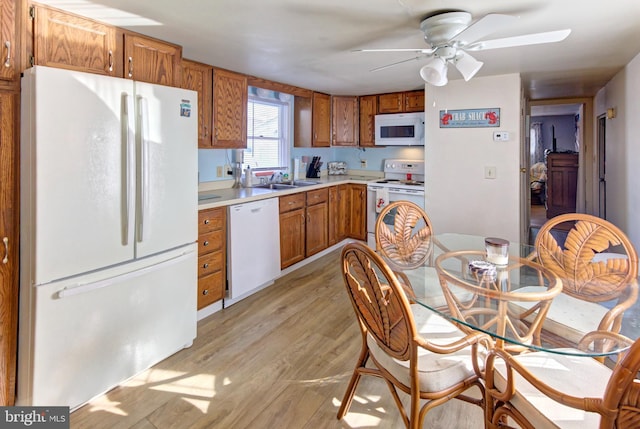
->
305;188;328;256
197;207;226;309
279;193;306;269
347;184;367;240
329;185;349;245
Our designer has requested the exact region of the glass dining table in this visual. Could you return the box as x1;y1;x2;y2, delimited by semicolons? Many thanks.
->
384;233;640;358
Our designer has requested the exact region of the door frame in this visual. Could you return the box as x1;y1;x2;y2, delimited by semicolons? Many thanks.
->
524;97;595;241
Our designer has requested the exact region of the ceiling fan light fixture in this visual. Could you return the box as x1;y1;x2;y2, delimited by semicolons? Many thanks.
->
420;57;448;86
455;51;483;81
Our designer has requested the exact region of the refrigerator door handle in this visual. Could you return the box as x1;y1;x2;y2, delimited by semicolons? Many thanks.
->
57;251;193;299
122;93;134;245
136;95;150;243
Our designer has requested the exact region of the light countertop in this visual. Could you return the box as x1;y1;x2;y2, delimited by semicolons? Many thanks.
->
198;173;381;209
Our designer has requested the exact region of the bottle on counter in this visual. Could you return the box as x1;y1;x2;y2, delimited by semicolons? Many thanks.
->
244;166;252;187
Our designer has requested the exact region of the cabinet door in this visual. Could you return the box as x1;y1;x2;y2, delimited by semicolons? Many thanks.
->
348;184;367;240
377;93;403;113
358;95;377;147
0;0;15;81
331;95;358;146
328;186;339;246
0;91;17;405
312;92;330;147
33;5;119;76
124;32;181;86
280;208;305;269
404;90;425;112
182;59;213;148
306;202;328;256
213;68;247;148
337;184;350;241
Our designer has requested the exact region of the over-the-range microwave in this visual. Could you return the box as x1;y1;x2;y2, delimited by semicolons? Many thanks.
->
374;112;425;146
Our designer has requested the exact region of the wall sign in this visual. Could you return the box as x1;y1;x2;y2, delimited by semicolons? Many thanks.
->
439;108;500;128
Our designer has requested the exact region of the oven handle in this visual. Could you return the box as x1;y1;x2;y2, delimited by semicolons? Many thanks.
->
387;187;424;195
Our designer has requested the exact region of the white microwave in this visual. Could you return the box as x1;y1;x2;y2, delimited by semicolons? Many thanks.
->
375;112;425;146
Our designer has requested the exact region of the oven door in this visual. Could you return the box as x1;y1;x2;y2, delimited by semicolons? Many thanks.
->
367;185;425;247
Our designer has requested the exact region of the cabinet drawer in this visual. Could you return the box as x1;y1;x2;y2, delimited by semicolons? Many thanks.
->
198;207;225;233
279;192;306;213
197;271;224;309
306;188;328;206
198;230;224;255
198;251;223;278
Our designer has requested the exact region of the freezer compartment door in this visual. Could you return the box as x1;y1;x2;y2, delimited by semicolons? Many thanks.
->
133;82;198;258
17;245;197;409
21;66;136;284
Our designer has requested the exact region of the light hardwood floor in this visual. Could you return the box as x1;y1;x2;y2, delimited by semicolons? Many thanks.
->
70;246;484;428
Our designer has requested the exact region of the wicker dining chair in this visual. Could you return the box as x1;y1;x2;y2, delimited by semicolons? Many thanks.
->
526;213;639;346
485;332;640;428
375;200;434;270
338;242;490;429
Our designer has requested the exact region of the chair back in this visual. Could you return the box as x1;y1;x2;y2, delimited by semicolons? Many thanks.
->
602;337;640;428
534;213;638;302
375;201;434;269
341;242;416;361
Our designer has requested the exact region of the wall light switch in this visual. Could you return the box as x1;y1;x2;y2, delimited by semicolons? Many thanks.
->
216;166;223;177
485;166;497;179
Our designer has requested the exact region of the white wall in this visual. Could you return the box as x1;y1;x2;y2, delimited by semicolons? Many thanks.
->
599;51;640;251
425;74;522;243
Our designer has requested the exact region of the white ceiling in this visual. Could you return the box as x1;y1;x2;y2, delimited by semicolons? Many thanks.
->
37;0;640;99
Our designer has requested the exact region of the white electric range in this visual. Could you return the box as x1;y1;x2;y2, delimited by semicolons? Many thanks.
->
366;159;425;247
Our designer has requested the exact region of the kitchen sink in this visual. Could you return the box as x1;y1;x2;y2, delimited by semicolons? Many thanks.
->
255;183;299;190
254;180;320;190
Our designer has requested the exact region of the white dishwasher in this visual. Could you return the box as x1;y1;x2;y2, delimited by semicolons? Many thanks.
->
226;198;281;306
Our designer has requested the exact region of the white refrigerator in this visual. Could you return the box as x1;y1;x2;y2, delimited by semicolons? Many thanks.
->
17;66;199;410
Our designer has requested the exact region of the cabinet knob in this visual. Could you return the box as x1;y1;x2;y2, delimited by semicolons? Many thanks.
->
202;263;209;269
203;241;209;246
204;219;210;224
202;289;209;295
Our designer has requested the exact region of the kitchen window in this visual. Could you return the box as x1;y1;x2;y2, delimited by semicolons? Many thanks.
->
244;87;291;169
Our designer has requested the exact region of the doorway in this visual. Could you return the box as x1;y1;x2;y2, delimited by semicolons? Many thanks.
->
525;98;594;244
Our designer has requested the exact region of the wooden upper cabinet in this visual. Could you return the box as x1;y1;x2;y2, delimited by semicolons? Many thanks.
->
123;32;181;86
312;92;330;147
32;4;120;76
358;95;377;147
377;92;403;114
212;67;247;148
404;90;425;112
181;59;213;148
377;90;424;114
331;95;358;146
0;0;16;81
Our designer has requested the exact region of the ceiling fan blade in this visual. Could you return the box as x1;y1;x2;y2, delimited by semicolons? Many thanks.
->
354;48;436;54
369;56;423;72
466;29;571;51
449;13;517;45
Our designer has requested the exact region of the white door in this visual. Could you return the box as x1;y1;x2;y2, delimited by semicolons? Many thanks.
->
133;82;198;258
23;67;136;284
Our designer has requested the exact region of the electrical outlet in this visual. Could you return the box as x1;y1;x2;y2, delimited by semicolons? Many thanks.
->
216;166;223;177
360;159;367;168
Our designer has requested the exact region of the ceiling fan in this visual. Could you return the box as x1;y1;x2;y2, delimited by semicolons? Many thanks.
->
356;11;571;86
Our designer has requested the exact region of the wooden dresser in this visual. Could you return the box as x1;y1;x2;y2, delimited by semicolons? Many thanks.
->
546;152;579;218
